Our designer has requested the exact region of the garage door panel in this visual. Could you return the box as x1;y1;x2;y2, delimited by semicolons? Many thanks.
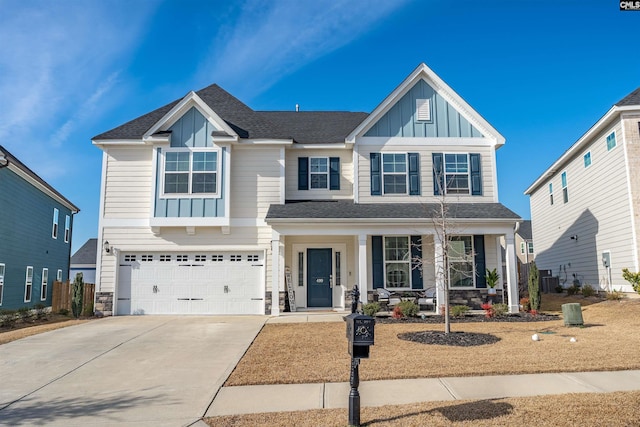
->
117;252;264;315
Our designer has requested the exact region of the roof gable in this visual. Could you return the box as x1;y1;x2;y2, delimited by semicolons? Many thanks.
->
347;63;505;146
71;238;97;265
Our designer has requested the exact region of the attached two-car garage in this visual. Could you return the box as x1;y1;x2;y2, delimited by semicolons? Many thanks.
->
115;251;265;315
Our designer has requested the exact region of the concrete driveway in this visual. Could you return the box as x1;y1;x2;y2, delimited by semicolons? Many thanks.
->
0;315;266;426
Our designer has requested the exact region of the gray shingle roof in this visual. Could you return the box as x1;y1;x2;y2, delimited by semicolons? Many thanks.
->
93;84;368;142
266;200;520;221
517;220;532;239
615;87;640;106
257;111;368;144
71;238;97;265
0;144;79;212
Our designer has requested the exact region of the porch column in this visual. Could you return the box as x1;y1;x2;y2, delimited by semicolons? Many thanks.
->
433;233;445;311
357;234;368;306
271;231;281;316
505;231;519;313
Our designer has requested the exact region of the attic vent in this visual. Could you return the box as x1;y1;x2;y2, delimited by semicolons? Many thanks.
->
416;98;431;121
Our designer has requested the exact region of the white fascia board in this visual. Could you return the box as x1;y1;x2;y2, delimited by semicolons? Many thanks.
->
7;164;79;212
356;136;494;147
269;221;518;236
92;139;146;147
288;143;348;150
111;244;265;252
143;91;239;140
524;105;639;195
266;217;519;226
237;139;293;146
346;63;505;146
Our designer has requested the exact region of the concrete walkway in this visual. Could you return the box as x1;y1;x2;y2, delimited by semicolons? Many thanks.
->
207;370;640;416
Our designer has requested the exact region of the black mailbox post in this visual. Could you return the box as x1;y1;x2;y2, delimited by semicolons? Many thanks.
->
345;310;375;427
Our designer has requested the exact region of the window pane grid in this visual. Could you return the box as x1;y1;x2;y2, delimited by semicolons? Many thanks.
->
382;154;407;194
309;158;329;189
164;150;218;195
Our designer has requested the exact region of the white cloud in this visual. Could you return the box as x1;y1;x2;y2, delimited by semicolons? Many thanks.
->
199;0;411;98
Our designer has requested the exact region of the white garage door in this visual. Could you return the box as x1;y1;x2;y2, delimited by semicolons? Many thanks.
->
116;251;264;315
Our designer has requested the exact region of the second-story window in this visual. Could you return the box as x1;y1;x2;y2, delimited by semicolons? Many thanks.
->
549;183;554;205
52;208;59;239
383;153;408;194
432;153;481;196
561;171;569;203
310;157;329;189
64;215;70;243
298;157;340;191
583;151;591;168
370;152;420;196
163;149;218;196
528;242;534;254
606;132;616;151
520;242;526;255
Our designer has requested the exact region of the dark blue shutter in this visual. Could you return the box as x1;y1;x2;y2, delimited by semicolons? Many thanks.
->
408;153;420;195
329;157;340;190
470;153;482;196
372;236;384;288
432;153;444;195
370;153;381;196
298;157;308;190
474;235;486;288
411;235;423;289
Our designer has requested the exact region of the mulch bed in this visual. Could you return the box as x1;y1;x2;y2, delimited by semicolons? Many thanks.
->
398;331;502;346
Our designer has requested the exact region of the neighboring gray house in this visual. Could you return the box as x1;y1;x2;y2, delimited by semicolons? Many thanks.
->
525;87;640;292
70;238;97;284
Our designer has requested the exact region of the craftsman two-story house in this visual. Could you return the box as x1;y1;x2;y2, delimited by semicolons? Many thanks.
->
92;63;520;316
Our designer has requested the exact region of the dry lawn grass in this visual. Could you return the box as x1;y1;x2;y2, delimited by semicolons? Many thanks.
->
206;390;640;426
226;296;640;386
0;317;90;345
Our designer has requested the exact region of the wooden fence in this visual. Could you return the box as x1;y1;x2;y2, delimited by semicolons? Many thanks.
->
52;281;95;316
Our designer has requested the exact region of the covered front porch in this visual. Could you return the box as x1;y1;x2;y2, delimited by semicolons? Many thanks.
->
266;201;521;316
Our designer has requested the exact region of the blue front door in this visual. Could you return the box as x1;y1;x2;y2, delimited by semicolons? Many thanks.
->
307;248;332;307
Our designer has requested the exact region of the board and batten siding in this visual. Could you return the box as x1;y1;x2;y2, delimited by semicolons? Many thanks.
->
231;146;282;219
364;79;484;138
530;119;634;290
285;148;353;200
357;144;495;203
103;147;153;219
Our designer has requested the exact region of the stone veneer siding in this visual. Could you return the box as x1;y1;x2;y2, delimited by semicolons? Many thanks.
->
265;291;286;315
94;291;114;316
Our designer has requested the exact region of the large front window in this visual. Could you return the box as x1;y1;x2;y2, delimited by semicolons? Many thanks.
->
384;236;410;288
163;150;218;195
383;153;407;194
444;154;469;194
449;236;474;288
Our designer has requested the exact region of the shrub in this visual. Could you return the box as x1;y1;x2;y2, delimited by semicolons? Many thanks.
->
528;261;541;310
555;284;564;293
481;302;495;318
622;268;640;294
493;303;509;317
34;303;47;320
392;306;404;319
17;306;31;320
581;284;596;297
72;273;84;319
567;284;580;296
450;305;470;317
520;297;530;312
606;290;626;300
362;302;380;317
82;301;94;317
0;309;17;328
397;300;419;317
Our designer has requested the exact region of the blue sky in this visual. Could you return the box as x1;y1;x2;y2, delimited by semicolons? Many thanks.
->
1;0;639;253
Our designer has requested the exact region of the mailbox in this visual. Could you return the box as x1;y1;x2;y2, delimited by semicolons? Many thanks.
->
345;313;375;359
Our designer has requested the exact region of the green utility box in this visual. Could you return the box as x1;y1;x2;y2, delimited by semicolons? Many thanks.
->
562;303;584;326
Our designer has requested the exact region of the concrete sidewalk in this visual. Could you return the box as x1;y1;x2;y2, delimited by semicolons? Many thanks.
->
207;369;640;416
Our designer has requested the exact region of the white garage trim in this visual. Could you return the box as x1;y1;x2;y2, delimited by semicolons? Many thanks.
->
116;250;265;315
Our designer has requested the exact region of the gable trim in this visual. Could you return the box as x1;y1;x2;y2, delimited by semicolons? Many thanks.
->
143;91;239;141
346;63;505;146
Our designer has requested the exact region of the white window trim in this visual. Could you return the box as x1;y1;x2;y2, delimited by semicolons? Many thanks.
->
64;215;71;243
443;152;471;195
57;269;63;282
382;152;409;195
448;236;476;289
0;263;5;306
309;156;329;190
24;266;33;303
383;235;412;290
561;171;569;204
52;208;59;239
549;182;554;205
583;151;592;168
41;268;48;301
160;147;221;198
527;242;534;254
520;242;526;255
606;131;617;151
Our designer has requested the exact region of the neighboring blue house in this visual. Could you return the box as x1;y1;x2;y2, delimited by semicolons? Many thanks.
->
0;145;79;310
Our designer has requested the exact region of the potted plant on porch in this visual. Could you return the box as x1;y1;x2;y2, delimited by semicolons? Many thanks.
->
485;268;500;296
